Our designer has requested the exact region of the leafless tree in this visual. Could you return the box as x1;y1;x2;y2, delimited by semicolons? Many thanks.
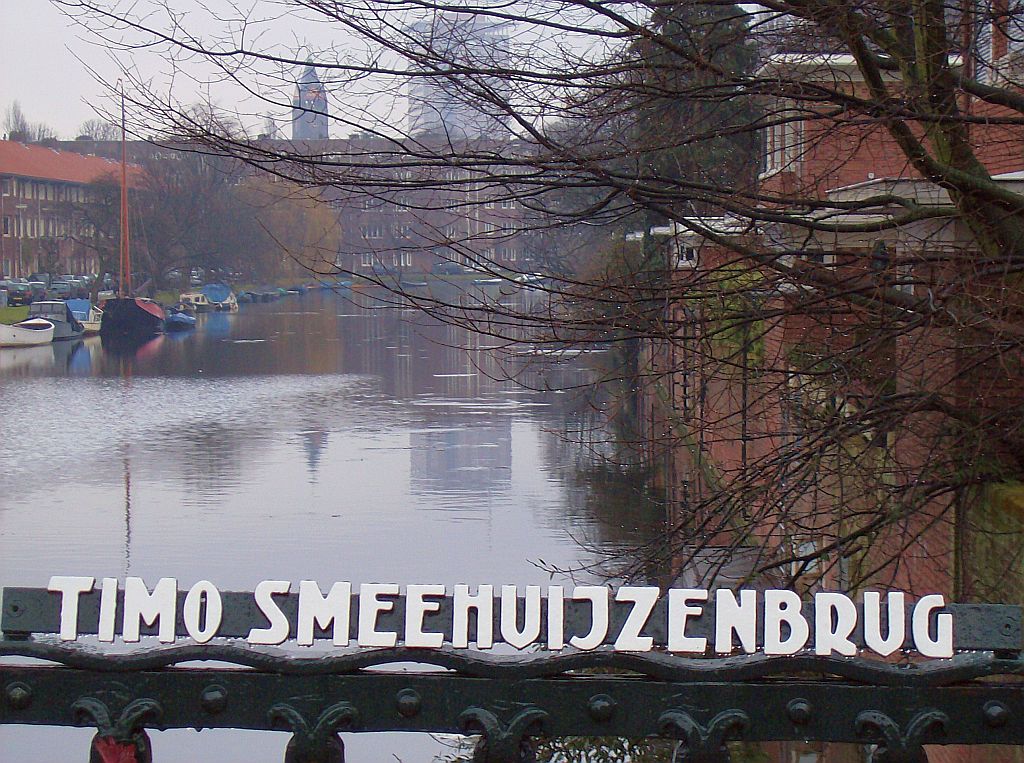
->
51;0;1024;602
2;101;56;142
77;117;121;141
3;101;31;141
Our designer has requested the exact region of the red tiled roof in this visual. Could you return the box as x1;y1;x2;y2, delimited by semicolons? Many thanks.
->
0;140;126;184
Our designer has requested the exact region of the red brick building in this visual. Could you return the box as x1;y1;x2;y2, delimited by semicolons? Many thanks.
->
0;140;125;278
639;31;1024;610
60;135;533;279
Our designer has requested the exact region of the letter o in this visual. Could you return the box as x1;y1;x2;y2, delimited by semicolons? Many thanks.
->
184;580;223;644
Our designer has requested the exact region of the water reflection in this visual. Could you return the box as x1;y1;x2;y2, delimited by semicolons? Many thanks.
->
411;422;512;495
0;290;664;763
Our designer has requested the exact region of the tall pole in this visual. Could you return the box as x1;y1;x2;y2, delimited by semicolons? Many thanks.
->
119;85;131;296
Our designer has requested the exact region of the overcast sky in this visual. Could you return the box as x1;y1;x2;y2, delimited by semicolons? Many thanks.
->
1;3;116;138
1;1;585;142
0;1;411;141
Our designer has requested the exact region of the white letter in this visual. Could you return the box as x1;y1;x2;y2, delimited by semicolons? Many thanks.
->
863;591;905;657
763;590;809;655
247;580;291;645
98;577;118;643
500;585;541;649
715;589;757;654
913;594;953;658
667;589;708;653
183;580;222;644
814;592;857;656
569;586;610;650
453;584;493;648
123;577;177;643
614;586;659;652
48;576;94;641
547;586;565;650
405;584;445;648
357;583;399;647
296;581;351;647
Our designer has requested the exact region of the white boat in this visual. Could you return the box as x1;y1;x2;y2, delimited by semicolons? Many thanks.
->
82;306;103;335
67;299;103;335
179;292;212;313
0;318;55;347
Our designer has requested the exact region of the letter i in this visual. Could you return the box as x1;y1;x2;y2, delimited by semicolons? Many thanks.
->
98;578;119;642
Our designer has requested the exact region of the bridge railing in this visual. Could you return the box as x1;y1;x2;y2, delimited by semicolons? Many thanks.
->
1;582;1022;762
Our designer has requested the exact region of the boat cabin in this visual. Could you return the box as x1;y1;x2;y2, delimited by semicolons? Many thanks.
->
179;292;211;312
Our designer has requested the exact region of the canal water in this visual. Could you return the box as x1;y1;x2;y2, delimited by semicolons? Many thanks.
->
0;290;664;762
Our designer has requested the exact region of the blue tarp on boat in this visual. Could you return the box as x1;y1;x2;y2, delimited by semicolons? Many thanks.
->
201;283;233;303
66;298;92;321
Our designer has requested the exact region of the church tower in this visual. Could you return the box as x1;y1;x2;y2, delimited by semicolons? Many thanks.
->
292;66;329;141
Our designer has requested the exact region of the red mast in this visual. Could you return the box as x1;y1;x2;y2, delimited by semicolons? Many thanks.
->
119;85;132;296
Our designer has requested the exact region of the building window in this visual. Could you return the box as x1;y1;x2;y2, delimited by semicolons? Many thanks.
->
399;251;412;267
677;245;698;267
500;198;516;209
360;225;384;239
360;252;374;267
1;178;10;196
763;113;801;175
2;216;10;236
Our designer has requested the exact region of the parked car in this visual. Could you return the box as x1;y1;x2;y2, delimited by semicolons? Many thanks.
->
431;262;466;275
48;281;72;299
27;282;48;302
66;278;89;298
5;283;33;306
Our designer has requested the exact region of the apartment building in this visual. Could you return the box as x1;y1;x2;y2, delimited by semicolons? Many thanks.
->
0;140;125;277
640;12;1024;610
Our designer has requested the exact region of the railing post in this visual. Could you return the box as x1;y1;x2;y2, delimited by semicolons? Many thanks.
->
72;697;162;763
459;707;549;763
658;709;748;763
268;701;357;763
89;732;153;763
856;709;947;763
868;749;929;763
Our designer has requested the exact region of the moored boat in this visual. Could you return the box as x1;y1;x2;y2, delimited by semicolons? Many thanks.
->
100;88;166;340
165;304;197;331
66;299;103;335
179;291;212;313
0;318;54;347
28;301;85;341
200;283;239;312
100;297;166;338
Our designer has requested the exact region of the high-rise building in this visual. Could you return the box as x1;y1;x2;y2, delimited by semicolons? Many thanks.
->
407;14;511;139
292;66;329;141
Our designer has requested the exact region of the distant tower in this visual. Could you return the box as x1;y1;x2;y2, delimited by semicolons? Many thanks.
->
407;13;511;139
292;66;329;141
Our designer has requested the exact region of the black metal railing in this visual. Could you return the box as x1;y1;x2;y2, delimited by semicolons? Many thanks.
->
2;585;1023;762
